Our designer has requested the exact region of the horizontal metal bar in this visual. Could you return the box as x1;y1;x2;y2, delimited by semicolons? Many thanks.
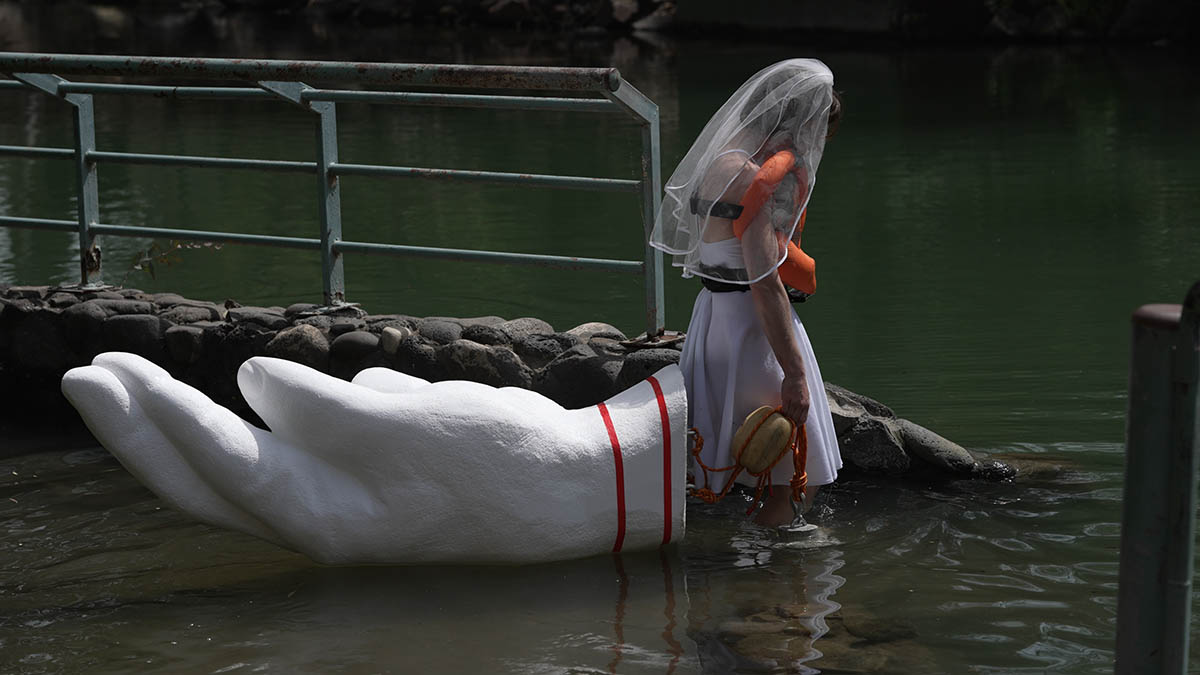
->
0;215;78;232
58;81;273;100
335;239;643;272
331;163;640;193
88;151;317;173
0;144;74;159
0;53;621;91
302;89;619;113
9;80;623;113
90;223;322;250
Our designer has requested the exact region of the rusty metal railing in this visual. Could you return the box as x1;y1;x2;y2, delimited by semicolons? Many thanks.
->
0;53;664;337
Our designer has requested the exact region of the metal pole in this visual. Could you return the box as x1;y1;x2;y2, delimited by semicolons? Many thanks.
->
1115;281;1200;675
313;100;345;305
605;79;664;338
639;112;664;338
259;81;346;306
11;73;100;284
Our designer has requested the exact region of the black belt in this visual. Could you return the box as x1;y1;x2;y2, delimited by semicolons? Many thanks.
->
701;277;748;293
689;194;744;220
701;277;810;303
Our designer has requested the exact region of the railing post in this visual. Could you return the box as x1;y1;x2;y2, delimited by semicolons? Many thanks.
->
606;79;664;338
640;109;664;338
312;100;345;305
1116;281;1200;675
11;73;101;285
259;81;345;305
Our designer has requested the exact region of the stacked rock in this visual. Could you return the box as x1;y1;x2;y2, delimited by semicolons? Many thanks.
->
0;284;1013;480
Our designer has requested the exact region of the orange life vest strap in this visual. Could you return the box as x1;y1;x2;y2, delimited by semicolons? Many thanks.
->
729;150;817;295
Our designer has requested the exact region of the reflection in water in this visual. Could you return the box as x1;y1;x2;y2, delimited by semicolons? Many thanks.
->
0;437;1143;673
690;531;846;674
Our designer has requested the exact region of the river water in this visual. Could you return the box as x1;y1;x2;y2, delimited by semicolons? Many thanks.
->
2;13;1199;673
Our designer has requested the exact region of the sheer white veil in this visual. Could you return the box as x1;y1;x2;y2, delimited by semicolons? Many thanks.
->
650;59;834;284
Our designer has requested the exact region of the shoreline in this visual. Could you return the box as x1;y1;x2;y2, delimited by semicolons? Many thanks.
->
0;283;1014;481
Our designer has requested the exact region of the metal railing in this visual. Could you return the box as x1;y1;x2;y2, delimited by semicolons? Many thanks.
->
0;53;664;337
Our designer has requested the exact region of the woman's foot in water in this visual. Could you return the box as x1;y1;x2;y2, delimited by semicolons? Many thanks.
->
753;488;796;527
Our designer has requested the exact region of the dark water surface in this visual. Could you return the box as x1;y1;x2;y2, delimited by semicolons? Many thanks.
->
2;16;1199;673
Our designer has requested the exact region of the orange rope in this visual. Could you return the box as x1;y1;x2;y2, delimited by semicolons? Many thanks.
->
687;406;809;515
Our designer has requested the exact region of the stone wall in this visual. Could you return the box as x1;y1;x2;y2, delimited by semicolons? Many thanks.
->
0;284;1013;480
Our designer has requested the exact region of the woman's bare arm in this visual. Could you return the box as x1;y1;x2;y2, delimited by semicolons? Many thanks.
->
742;201;810;426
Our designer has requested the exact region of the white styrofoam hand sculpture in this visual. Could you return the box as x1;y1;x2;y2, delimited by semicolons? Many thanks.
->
61;352;686;565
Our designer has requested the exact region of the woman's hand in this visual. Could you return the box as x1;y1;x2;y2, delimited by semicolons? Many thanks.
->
781;372;810;425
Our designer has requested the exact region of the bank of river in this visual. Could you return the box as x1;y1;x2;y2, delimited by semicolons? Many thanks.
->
2;22;1199;673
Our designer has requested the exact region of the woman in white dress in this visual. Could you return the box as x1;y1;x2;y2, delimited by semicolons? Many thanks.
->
650;59;844;527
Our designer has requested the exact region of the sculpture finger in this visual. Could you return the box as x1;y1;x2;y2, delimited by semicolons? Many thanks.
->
62;358;283;545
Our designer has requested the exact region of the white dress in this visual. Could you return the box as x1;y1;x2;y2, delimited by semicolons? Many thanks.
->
681;238;842;489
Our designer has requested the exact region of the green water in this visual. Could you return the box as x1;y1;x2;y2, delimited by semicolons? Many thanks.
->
2;25;1199;673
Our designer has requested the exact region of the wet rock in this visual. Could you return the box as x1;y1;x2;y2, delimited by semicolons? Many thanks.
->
45;292;80;309
294;315;334;332
976;458;1018;481
366;315;417;333
330;318;365;337
731;633;824;672
165;325;205;365
615;348;680;391
330;330;381;379
61;300;108;355
83;290;124;301
284;302;318;318
513;333;569;370
825;382;895;419
418;318;463;345
498;317;554;341
438;339;532;388
895;417;980;476
4;286;46;301
103;314;166;362
321;304;368;320
89;298;155;316
588;336;626;357
565;321;626;342
227;306;289;330
537;344;621;408
7;309;74;371
394;335;439;381
461;323;509;346
489;346;534;389
151;292;188;307
0;297;34;314
838;416;910;474
160;303;222;324
841;614;918;644
717;615;799;638
266;324;330;372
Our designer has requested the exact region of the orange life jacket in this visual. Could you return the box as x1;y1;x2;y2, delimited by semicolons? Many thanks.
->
729;150;817;295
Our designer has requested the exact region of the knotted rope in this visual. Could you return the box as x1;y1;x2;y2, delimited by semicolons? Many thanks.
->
687;406;809;515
